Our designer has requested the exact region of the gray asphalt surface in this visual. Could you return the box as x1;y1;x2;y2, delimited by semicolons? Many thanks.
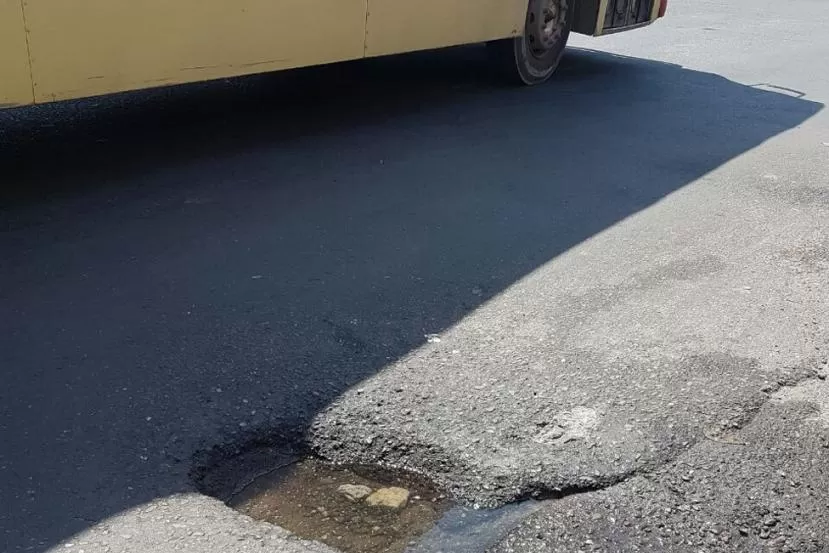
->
2;1;828;552
492;380;829;552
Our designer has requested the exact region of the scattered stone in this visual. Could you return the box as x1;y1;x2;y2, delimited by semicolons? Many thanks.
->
337;484;373;502
366;487;410;509
548;425;566;439
533;424;566;444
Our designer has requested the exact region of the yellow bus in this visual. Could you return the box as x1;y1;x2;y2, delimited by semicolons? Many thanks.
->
1;0;667;109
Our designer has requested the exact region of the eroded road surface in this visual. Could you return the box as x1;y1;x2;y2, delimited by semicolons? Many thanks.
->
2;1;828;552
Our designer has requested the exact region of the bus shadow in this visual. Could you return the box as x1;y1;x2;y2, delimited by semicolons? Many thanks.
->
0;47;823;552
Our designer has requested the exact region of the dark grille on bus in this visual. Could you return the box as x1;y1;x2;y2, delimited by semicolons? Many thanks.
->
604;0;654;30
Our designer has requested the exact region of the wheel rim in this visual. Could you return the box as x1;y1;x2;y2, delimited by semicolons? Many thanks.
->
527;0;567;59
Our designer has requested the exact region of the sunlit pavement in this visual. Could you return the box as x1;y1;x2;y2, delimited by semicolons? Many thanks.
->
2;1;828;552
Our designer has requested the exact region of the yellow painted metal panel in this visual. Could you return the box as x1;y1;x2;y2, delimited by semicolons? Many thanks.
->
23;0;368;103
0;0;33;108
595;0;610;35
365;0;527;58
650;0;662;20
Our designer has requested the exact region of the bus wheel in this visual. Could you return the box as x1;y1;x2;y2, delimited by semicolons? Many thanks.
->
488;0;571;86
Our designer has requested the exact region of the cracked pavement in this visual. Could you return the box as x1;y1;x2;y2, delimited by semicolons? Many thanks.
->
2;1;829;552
491;380;829;552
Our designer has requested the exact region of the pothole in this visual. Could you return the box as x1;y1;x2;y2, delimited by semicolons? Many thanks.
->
194;444;543;553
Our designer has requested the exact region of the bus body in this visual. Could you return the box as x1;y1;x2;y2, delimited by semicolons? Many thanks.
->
1;0;666;109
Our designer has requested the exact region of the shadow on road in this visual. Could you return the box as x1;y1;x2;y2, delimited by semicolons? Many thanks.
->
0;47;822;552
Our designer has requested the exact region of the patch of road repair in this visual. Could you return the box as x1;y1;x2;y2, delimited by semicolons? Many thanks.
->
490;375;829;552
185;358;823;553
309;347;819;510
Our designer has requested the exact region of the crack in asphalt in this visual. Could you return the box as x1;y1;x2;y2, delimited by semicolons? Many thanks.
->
190;366;826;550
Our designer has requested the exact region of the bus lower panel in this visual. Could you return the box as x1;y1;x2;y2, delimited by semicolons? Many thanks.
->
604;0;654;30
572;0;655;35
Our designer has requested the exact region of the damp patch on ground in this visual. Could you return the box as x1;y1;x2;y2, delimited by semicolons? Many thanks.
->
231;458;452;553
196;445;451;553
194;445;543;553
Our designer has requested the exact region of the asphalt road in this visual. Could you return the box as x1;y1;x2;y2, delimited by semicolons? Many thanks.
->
2;1;828;552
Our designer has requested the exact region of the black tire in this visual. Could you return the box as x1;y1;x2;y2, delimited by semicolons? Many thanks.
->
488;0;572;86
